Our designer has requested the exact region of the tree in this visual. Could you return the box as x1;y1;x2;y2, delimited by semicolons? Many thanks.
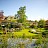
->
30;24;35;28
14;14;18;19
35;20;38;23
45;20;48;30
38;19;45;28
16;6;27;23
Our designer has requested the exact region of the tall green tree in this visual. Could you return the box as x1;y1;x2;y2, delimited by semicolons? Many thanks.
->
16;6;27;23
38;19;45;28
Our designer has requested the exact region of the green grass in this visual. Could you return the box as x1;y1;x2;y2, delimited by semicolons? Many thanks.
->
0;29;38;38
13;29;37;37
36;28;45;32
0;30;3;34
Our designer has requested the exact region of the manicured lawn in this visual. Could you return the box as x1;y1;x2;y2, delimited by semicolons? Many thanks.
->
13;29;37;37
0;29;38;38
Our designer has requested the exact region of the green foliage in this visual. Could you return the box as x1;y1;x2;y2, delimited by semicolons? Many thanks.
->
0;25;2;30
38;19;45;28
16;6;27;23
30;25;37;28
35;20;38;23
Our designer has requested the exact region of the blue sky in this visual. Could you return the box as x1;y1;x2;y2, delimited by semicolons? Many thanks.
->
0;0;48;20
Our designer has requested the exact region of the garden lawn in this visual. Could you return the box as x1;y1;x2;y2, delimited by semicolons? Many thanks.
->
13;29;37;37
0;29;37;38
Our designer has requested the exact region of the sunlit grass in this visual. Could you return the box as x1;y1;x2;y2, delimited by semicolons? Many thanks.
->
0;29;37;38
13;29;37;37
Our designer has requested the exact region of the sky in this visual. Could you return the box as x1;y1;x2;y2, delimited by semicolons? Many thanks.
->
0;0;48;21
